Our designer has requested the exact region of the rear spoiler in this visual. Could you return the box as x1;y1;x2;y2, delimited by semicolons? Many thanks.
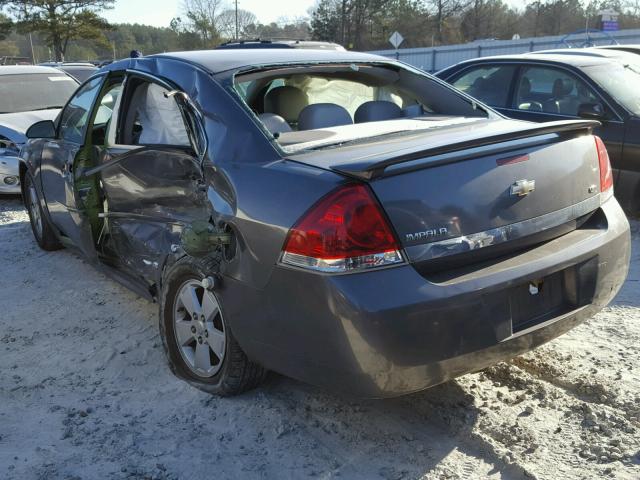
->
332;120;600;180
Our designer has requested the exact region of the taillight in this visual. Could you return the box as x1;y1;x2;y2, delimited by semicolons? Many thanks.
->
595;136;613;195
281;184;403;273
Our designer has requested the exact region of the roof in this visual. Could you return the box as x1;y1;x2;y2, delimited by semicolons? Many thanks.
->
146;49;391;74
0;65;70;75
57;65;98;70
597;44;640;53
39;62;95;67
445;47;640;70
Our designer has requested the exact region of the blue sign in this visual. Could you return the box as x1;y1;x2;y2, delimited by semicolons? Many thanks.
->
602;21;619;32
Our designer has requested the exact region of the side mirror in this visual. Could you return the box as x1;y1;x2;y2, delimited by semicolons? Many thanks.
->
578;103;606;120
26;120;56;139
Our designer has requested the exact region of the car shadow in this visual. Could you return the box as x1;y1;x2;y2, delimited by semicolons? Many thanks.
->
251;374;531;479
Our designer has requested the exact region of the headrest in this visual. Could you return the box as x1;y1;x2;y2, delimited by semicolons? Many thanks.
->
354;101;402;123
519;77;531;97
471;77;488;91
264;86;309;123
552;78;574;98
298;103;353;130
576;81;589;97
257;113;292;135
402;104;424;118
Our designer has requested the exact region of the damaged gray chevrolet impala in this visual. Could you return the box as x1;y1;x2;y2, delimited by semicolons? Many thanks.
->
19;49;631;398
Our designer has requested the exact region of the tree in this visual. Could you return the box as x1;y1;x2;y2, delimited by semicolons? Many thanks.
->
181;0;224;47
245;18;311;40
310;0;341;43
0;13;12;41
216;8;257;39
460;0;518;41
425;0;472;44
2;0;114;61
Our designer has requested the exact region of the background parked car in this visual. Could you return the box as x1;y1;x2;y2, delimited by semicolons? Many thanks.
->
39;61;99;82
215;39;345;50
0;65;78;194
436;48;640;215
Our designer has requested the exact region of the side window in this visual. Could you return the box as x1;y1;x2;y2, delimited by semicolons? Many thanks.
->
92;81;123;146
121;80;191;147
59;76;103;144
515;66;599;116
451;65;516;108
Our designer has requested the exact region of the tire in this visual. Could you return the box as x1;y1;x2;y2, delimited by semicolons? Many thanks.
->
23;172;62;251
159;254;267;396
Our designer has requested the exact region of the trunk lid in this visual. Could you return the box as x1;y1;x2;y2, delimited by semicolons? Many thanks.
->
287;118;603;267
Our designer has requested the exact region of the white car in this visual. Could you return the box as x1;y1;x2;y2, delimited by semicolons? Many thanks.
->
0;66;78;193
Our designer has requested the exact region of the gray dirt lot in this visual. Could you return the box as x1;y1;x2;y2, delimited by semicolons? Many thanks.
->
0;195;639;480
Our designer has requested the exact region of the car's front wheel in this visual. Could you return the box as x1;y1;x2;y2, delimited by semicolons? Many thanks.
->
23;172;62;251
159;255;267;396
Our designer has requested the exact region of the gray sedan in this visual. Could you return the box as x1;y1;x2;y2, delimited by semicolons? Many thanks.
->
18;49;630;397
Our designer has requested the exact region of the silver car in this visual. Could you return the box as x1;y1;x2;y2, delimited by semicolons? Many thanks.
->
0;66;78;194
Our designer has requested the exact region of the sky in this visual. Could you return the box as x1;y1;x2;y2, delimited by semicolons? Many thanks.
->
103;1;531;29
103;0;318;28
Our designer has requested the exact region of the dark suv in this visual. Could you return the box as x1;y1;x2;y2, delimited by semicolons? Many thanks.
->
437;48;640;215
215;39;345;50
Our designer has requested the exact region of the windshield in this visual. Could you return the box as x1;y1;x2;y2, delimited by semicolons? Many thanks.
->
583;62;640;116
0;73;78;114
234;63;491;153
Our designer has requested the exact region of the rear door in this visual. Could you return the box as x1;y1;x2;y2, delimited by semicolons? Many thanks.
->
90;73;210;283
449;63;517;111
40;74;105;259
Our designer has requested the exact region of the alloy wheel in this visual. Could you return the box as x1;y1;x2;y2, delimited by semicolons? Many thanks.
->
173;279;226;378
27;180;43;239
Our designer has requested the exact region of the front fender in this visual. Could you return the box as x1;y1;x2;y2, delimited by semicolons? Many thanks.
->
18;139;52;225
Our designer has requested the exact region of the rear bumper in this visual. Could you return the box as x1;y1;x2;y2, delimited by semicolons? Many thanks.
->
225;197;630;398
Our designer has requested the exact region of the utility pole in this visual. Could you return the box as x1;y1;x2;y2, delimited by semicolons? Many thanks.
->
29;33;36;64
235;0;239;40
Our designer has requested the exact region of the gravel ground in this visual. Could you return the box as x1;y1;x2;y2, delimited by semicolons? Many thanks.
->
1;195;639;480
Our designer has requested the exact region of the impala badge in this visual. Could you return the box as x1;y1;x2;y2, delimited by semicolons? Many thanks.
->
510;179;536;197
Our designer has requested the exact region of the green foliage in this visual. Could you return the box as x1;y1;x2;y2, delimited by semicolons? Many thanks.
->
310;0;640;49
3;0;115;61
0;13;13;41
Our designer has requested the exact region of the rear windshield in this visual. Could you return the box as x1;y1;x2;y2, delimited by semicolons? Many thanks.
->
234;63;491;153
0;73;78;114
583;61;640;116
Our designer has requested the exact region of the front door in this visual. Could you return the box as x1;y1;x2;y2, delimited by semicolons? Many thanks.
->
40;75;105;259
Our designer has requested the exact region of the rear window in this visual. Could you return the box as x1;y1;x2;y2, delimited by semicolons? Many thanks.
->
0;73;78;114
234;63;492;153
277;76;402;117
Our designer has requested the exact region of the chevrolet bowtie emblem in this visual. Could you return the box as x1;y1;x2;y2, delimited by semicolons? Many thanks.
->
510;179;536;197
